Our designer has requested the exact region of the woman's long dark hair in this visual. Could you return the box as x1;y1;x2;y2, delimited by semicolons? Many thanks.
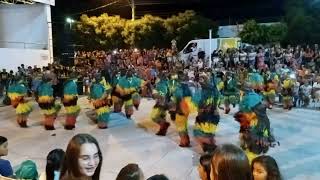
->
46;149;65;180
200;154;212;180
211;144;251;180
60;134;103;180
252;155;282;180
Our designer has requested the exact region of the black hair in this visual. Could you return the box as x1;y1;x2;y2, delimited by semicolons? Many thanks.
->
46;149;65;180
147;174;169;180
0;136;8;145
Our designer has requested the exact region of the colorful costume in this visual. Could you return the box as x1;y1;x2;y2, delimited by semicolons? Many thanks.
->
62;78;80;130
193;74;220;152
223;74;239;114
171;75;196;147
234;89;277;163
90;76;112;129
112;71;138;119
37;80;61;130
248;71;264;92
282;76;294;110
263;72;279;109
131;75;145;110
151;76;170;136
7;79;33;127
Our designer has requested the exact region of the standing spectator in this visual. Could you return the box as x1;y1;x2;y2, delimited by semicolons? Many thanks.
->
0;69;9;97
239;49;247;66
248;48;257;67
0;136;13;177
60;134;102;180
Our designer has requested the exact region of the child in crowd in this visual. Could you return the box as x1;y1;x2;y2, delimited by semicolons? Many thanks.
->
252;155;282;180
0;136;13;177
39;149;65;180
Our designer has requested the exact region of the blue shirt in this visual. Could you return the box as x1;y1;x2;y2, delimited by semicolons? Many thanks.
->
0;159;13;177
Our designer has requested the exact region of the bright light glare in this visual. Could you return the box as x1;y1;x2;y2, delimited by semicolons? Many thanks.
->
134;48;138;52
66;17;75;23
289;73;296;79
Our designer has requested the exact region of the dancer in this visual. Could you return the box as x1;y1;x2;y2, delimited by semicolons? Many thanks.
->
151;72;170;136
62;73;80;130
37;75;61;130
113;69;136;119
90;73;112;129
171;71;196;147
193;72;220;152
263;71;279;109
7;76;33;128
234;83;277;163
223;72;239;114
281;73;294;110
130;71;145;110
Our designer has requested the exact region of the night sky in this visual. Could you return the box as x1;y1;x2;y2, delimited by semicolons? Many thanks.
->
52;0;284;24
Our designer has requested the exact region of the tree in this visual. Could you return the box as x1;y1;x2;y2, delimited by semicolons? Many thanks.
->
164;10;218;49
75;10;218;50
240;20;288;45
284;0;320;44
239;20;261;45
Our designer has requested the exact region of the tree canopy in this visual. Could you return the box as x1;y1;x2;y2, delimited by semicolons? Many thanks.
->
74;10;218;50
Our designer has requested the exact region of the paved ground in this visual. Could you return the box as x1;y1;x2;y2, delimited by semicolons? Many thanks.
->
0;97;320;180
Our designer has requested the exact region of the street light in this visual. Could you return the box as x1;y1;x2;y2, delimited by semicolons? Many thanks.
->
66;17;75;30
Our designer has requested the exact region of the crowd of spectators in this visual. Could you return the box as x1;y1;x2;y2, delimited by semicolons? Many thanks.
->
1;134;282;180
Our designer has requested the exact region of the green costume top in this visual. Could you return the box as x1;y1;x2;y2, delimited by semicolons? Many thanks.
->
64;80;78;96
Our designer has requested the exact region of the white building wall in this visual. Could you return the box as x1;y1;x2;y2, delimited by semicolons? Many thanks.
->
0;48;50;71
0;4;48;49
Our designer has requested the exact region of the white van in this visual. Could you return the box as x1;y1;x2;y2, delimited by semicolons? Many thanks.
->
178;37;241;63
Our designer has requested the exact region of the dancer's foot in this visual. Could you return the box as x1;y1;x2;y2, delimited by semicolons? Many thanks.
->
156;122;170;136
18;121;28;128
179;135;191;147
98;125;108;129
225;108;230;114
45;125;55;130
126;114;132;119
64;125;75;130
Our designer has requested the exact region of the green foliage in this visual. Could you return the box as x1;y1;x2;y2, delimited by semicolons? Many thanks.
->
284;0;320;44
75;10;218;50
239;20;261;45
240;20;288;45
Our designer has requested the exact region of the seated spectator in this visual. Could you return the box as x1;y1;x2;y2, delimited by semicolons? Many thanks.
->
15;160;38;180
147;174;169;180
39;149;65;180
116;163;144;180
0;136;13;177
60;134;102;180
198;153;212;180
210;144;251;180
252;155;282;180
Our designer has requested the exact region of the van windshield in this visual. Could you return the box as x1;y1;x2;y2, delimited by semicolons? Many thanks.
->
183;42;197;54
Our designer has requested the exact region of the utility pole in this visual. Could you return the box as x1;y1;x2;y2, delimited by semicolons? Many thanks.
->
128;0;135;21
131;0;135;21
